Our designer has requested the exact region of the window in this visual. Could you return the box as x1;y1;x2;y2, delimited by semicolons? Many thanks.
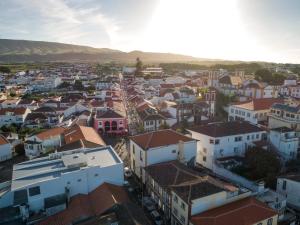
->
209;139;214;144
267;218;273;225
29;186;40;196
234;136;242;142
181;202;185;210
173;208;178;216
215;139;220;145
203;156;206;162
234;147;239;153
78;179;82;182
247;135;250;140
282;180;287;190
174;195;178;203
256;134;260;139
140;151;143;161
180;215;185;223
132;145;135;154
203;148;207;154
94;173;98;177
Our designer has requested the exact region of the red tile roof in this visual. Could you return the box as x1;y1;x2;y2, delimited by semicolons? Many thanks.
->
64;124;105;146
130;129;194;150
0;135;9;145
233;98;284;111
39;183;129;225
191;197;277;225
0;107;27;115
36;127;65;140
188;121;264;137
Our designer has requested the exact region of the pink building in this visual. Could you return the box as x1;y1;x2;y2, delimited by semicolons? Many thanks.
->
93;109;128;135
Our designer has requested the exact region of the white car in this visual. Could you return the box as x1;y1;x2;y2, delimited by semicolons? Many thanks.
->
124;167;132;178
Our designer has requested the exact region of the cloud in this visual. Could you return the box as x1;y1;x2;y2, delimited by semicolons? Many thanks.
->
0;0;121;47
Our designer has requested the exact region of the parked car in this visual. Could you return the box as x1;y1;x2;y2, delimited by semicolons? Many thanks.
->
124;167;132;178
150;210;163;225
142;197;155;212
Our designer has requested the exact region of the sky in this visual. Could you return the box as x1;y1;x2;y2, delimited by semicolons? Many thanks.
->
0;0;300;63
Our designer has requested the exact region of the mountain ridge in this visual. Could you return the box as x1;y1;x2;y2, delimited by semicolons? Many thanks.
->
0;39;203;63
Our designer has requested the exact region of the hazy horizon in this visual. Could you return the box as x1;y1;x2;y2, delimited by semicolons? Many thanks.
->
1;0;300;63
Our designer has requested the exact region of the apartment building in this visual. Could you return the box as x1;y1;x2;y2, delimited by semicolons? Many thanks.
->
269;127;299;161
187;121;267;170
268;103;300;130
277;174;300;211
129;129;197;180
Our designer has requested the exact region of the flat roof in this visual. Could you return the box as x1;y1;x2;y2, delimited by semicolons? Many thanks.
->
11;146;122;190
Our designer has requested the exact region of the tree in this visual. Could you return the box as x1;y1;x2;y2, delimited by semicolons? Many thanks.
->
15;143;25;155
244;147;281;188
73;80;84;91
255;69;273;83
215;91;234;120
272;73;286;85
135;57;143;76
58;82;71;89
0;66;10;74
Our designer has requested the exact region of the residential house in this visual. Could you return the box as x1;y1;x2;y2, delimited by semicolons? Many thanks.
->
24;112;48;128
38;183;129;224
269;127;299;161
228;98;284;125
218;75;243;95
171;176;251;225
0;99;20;109
187;121;267;170
0;107;31;127
144;161;250;224
129;129;197;180
63;124;105;147
24;127;65;159
0;135;13;161
190;197;278;225
277;174;300;211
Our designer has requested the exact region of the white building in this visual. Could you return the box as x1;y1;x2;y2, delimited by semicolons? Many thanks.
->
187;121;267;170
0;107;31;127
277;174;300;211
171;177;251;225
0;146;124;213
0;99;21;109
24;127;65;159
228;98;284;125
268;103;300;131
269;127;299;161
0;135;13;162
129;129;197;180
